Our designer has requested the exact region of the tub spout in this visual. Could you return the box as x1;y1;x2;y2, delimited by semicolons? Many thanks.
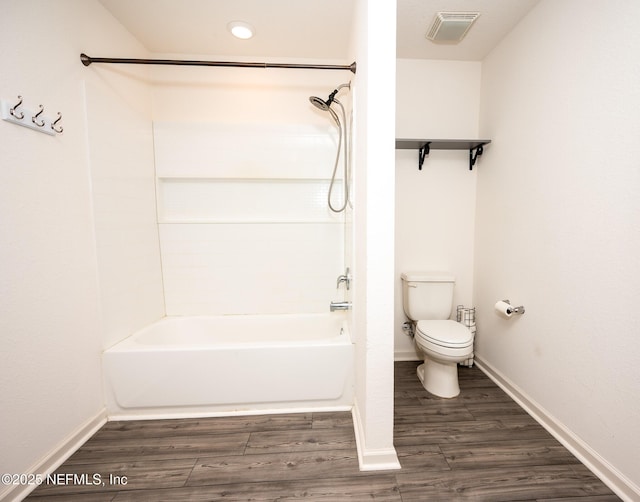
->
330;301;352;311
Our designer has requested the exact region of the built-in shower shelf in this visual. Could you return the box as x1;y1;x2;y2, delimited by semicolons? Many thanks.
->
156;177;343;224
395;139;491;171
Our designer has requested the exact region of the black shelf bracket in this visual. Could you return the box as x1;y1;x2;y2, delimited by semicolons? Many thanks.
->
469;145;484;170
418;143;431;170
396;139;491;171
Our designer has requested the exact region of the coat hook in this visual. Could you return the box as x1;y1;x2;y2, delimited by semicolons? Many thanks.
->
51;112;63;134
32;104;45;127
10;95;24;120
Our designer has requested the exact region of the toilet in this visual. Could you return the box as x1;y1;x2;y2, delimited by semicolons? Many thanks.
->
401;271;474;398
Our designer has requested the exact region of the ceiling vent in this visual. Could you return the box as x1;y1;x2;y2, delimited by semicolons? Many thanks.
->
426;12;480;43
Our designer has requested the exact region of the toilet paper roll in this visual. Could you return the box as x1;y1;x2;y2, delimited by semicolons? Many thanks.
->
494;300;514;319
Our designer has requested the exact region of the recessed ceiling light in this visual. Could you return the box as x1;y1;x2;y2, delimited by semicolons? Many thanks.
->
227;21;254;40
426;12;480;43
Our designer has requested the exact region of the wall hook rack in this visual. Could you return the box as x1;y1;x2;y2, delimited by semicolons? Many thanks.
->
396;139;491;171
1;95;63;136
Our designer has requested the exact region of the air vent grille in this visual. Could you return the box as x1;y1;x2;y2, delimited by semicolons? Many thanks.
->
426;12;480;43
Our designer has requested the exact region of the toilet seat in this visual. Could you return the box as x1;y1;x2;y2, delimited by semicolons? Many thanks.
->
415;320;473;358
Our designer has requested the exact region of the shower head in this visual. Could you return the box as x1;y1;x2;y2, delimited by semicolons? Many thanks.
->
309;82;351;111
309;90;338;111
309;95;330;111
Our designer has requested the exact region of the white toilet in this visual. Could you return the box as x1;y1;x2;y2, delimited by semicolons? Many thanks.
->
401;271;474;398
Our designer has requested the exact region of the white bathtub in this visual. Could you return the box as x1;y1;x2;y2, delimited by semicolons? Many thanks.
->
103;313;354;419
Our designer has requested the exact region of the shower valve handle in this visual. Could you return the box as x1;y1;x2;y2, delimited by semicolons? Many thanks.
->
336;267;351;290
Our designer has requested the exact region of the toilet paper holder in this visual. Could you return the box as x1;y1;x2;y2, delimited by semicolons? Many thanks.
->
501;299;525;315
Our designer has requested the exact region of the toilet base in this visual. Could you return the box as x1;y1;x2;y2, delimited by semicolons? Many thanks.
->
417;359;460;398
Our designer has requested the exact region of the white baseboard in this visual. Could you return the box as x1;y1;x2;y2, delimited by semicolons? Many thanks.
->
394;350;420;361
475;356;640;502
351;404;401;471
1;410;107;502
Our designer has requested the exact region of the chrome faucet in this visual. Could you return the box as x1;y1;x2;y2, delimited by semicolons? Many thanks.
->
330;301;352;311
336;267;351;290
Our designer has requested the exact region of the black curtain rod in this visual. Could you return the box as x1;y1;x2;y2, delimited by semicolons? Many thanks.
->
80;53;356;74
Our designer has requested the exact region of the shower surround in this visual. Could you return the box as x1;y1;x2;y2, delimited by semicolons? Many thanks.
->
154;121;345;316
99;66;355;418
151;66;352;317
87;68;355;419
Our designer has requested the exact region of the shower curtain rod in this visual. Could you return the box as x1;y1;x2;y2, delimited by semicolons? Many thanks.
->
80;53;357;73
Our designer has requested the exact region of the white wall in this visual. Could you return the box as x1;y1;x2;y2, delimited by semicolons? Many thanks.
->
475;0;640;497
0;1;158;499
151;64;349;315
395;59;481;359
351;0;400;470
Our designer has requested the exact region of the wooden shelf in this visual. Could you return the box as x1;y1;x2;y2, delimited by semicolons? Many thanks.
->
396;138;491;170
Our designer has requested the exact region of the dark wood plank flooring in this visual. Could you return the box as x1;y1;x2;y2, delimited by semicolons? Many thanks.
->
26;361;620;501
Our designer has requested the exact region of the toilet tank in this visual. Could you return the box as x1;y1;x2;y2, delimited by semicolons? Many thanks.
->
401;271;455;321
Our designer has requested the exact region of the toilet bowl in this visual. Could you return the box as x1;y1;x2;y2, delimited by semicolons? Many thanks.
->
401;271;475;398
414;320;473;398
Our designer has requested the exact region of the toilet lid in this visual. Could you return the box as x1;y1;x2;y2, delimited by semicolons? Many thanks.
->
416;320;473;348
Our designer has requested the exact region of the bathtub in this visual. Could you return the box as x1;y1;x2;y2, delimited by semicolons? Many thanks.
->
103;313;354;419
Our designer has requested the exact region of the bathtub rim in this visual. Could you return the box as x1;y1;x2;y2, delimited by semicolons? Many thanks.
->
105;311;351;352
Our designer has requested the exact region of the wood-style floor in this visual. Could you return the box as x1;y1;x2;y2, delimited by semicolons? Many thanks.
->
26;361;620;501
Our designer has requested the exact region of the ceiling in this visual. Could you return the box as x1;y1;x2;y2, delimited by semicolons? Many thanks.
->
98;0;539;62
397;0;539;60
